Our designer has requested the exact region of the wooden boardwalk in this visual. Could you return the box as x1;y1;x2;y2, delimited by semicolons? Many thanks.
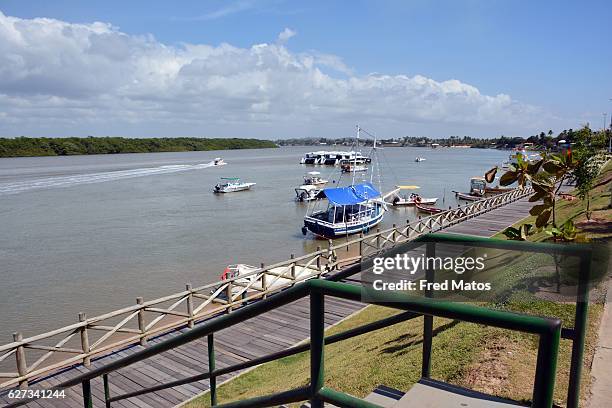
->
444;194;532;237
1;296;364;408
1;195;538;408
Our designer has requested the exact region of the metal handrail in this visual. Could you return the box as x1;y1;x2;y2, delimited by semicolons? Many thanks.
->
6;278;563;408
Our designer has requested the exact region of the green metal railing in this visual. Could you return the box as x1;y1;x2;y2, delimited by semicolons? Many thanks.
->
7;279;562;408
5;232;595;408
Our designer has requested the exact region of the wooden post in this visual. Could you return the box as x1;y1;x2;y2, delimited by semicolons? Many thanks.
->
225;281;233;313
376;228;381;249
290;253;296;279
261;263;267;299
13;332;28;389
392;223;397;243
327;239;334;271
186;284;194;329
78;312;91;367
359;233;364;259
316;246;321;272
136;297;147;346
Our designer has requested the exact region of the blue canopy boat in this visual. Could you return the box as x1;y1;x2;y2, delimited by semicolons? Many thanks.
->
301;182;385;238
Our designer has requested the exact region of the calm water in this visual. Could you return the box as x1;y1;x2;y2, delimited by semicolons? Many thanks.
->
0;147;508;338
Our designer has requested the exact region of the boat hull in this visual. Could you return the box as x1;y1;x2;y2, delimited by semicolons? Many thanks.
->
303;207;384;238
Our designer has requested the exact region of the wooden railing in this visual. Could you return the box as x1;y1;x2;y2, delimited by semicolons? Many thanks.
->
0;186;532;390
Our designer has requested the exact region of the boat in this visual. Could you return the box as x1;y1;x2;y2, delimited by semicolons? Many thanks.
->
216;263;320;296
415;157;426;162
455;191;482;201
485;186;513;195
303;171;328;185
300;151;326;165
300;150;371;166
454;176;487;200
212;158;226;166
341;163;367;173
392;193;438;206
213;177;256;193
502;149;541;170
302;125;389;238
295;184;321;202
415;203;445;214
302;182;385;238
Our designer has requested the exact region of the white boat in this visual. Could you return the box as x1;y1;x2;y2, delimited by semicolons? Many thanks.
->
295;184;321;202
212;158;226;166
502;149;541;170
300;151;326;165
216;263;320;295
415;157;426;162
213;177;256;193
303;171;328;185
301;150;371;166
392;193;438;206
455;191;482;201
341;163;367;173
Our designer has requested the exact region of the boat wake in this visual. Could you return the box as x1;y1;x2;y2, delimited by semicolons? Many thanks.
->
0;161;217;196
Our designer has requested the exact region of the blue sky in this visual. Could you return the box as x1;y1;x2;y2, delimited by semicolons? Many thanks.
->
0;0;610;138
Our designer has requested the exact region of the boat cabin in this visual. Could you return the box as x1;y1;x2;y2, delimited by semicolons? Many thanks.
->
302;182;384;238
469;177;487;196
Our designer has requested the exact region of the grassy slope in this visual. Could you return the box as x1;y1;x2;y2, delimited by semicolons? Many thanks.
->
186;163;611;408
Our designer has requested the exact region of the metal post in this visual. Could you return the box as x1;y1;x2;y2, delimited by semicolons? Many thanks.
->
103;374;111;408
567;255;591;408
13;332;28;389
310;289;325;407
82;379;93;408
422;242;435;378
186;284;194;329
358;233;364;259
136;297;147;346
261;262;267;299
533;327;561;408
225;281;233;313
208;334;217;406
78;313;91;367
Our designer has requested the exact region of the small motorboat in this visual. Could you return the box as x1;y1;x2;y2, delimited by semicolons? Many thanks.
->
295;184;321;202
415;157;426;162
213;177;256;193
415;203;444;214
212;158;226;166
303;171;328;185
341;163;368;173
392;193;438;206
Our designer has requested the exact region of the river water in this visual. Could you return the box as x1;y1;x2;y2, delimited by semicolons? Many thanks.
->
0;146;508;338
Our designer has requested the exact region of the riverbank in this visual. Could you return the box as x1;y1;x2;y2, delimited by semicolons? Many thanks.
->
0;137;277;158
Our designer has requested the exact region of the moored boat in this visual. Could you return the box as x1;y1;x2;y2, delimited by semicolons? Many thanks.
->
213;177;256;193
295;184;321;202
392;193;438;206
455;191;482;201
341;163;367;173
415;203;444;214
302;182;385;238
303;171;328;185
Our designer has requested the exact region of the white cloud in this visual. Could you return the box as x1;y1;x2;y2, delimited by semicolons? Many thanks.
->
0;11;552;138
277;27;296;44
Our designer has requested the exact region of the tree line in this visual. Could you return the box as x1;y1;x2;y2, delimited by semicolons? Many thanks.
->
0;137;278;157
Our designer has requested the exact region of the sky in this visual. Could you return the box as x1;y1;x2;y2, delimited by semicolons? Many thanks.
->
0;0;610;139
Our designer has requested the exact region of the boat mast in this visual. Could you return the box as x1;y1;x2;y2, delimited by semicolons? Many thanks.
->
370;131;377;184
353;125;359;185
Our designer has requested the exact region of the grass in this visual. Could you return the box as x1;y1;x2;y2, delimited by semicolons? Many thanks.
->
185;163;611;408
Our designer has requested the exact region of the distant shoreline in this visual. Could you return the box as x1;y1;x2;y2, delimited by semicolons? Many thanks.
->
0;137;278;158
